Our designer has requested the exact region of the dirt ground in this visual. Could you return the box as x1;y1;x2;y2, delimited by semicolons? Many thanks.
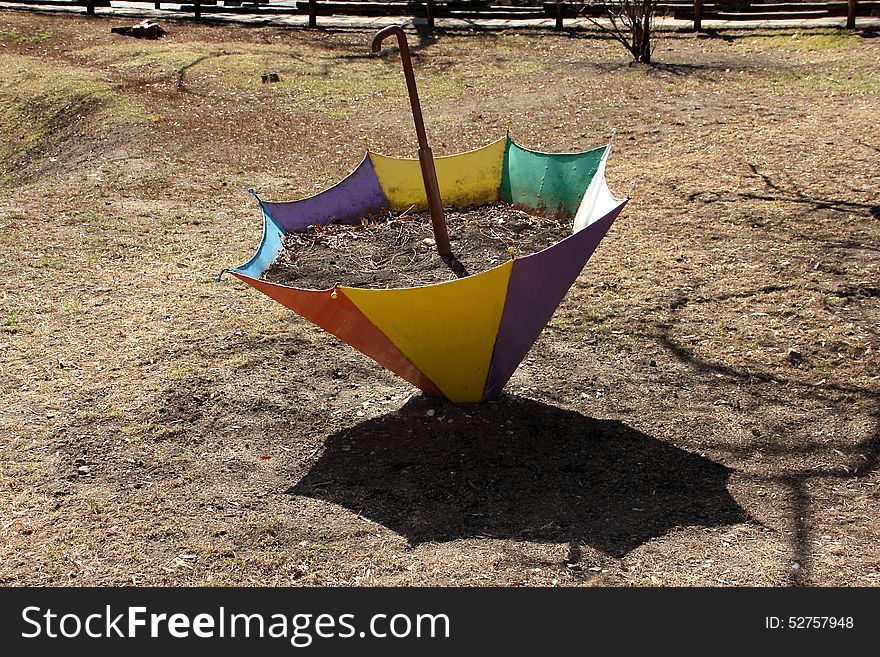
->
265;204;573;288
1;11;878;586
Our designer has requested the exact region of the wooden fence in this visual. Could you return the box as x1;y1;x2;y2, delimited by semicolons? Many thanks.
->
1;0;877;30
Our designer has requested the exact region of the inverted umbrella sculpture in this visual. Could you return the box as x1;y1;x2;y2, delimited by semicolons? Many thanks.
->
226;26;628;403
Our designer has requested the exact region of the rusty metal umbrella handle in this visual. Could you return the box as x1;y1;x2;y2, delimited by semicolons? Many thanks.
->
371;25;451;258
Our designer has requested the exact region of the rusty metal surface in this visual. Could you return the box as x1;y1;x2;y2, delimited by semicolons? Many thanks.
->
371;25;451;258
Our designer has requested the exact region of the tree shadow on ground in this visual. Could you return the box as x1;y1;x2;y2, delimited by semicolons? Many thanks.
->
288;395;747;557
687;161;880;222
656;284;880;585
741;162;880;220
559;58;778;79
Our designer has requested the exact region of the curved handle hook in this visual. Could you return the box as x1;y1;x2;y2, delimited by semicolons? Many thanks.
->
371;25;406;56
370;25;450;258
371;26;429;153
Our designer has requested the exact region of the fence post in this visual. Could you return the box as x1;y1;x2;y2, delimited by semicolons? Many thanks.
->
86;0;95;15
309;0;317;27
154;2;160;8
693;0;703;32
426;0;435;28
846;0;857;28
194;0;201;19
555;0;564;30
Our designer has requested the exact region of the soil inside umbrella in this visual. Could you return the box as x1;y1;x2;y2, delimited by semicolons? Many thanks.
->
262;202;574;289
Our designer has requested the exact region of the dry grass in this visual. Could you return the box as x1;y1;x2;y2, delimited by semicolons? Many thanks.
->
0;11;878;586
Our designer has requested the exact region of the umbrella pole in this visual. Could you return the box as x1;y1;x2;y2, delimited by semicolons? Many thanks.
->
371;25;452;259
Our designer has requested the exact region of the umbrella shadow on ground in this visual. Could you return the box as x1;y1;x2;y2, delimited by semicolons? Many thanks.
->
288;395;748;557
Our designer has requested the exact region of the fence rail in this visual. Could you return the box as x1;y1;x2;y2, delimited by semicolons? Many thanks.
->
0;0;877;29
